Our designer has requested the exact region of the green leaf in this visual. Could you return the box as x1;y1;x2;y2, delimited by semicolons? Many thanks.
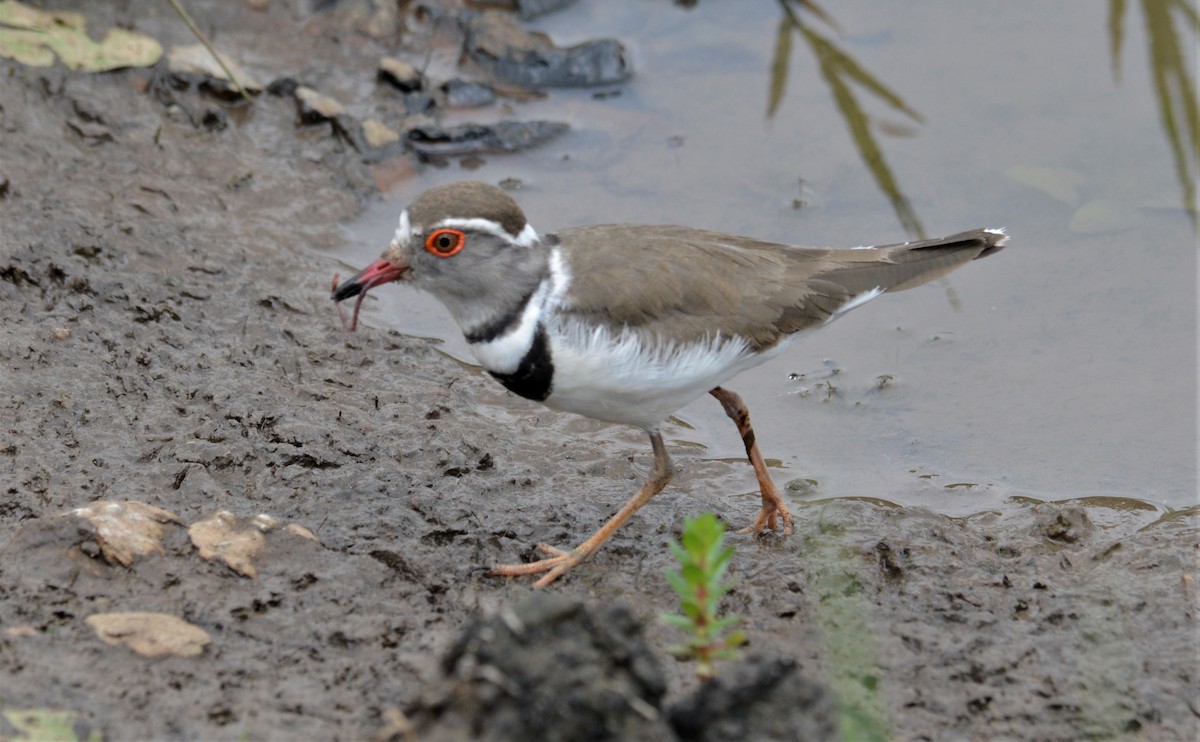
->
712;615;743;633
681;600;702;621
1108;0;1126;81
665;569;691;597
709;551;733;584
767;15;794;119
697;512;724;540
667;643;692;657
1142;0;1200;228
665;511;744;680
680;526;705;556
797;0;842;31
681;563;706;587
801;23;924;238
661;613;694;630
803;24;921;122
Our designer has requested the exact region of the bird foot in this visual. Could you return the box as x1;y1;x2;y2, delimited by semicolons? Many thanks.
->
490;543;583;588
737;501;795;536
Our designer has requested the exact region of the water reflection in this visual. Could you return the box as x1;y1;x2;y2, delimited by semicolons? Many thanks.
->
1108;0;1199;229
769;0;926;237
766;0;1197;234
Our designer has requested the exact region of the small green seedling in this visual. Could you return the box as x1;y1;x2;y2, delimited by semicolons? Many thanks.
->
662;512;745;681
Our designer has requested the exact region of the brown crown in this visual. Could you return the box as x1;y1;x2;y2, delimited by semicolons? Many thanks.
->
407;181;527;238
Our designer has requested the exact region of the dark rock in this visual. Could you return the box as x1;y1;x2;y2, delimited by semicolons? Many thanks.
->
266;77;300;97
1035;505;1094;544
668;655;837;741
463;10;631;89
413;592;670;741
441;79;497;108
406;120;568;157
470;0;579;19
515;0;579;19
402;91;438;115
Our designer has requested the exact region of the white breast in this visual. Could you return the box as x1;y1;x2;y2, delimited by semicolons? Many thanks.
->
542;319;782;430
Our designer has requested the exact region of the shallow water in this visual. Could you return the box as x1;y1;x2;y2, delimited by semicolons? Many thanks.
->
333;1;1197;514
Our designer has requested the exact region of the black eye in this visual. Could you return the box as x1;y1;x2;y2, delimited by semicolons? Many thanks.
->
425;229;465;257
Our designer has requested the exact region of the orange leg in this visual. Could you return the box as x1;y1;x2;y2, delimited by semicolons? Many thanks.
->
491;430;675;588
709;386;795;536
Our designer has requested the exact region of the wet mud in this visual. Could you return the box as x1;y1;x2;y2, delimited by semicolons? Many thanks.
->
1;2;1196;740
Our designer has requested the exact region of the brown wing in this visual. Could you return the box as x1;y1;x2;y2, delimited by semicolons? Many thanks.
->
552;225;1005;351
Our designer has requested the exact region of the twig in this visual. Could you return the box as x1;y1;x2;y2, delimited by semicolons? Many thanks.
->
165;0;252;102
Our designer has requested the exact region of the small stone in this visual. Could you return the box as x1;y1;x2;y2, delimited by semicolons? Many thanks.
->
362;118;401;148
266;76;300;97
516;0;578;19
441;79;496;108
294;86;347;124
1035;505;1094;544
378;56;423;92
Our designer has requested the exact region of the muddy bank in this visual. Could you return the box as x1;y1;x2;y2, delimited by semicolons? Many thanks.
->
0;2;1196;740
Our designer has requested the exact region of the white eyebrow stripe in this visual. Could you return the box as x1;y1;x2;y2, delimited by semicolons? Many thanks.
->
393;209;412;245
434;217;541;248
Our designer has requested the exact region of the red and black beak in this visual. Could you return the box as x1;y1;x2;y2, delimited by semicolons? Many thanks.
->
331;258;406;331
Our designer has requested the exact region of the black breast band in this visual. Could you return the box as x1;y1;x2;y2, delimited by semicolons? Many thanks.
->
487;324;553;401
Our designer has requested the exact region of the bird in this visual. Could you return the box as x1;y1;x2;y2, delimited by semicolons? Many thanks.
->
332;180;1006;587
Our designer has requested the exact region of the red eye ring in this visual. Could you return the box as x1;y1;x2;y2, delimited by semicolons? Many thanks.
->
425;229;465;257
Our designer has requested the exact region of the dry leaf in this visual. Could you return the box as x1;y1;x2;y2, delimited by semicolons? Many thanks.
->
2;708;102;742
71;501;180;567
188;510;268;578
0;1;162;71
284;523;319;541
86;612;210;658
